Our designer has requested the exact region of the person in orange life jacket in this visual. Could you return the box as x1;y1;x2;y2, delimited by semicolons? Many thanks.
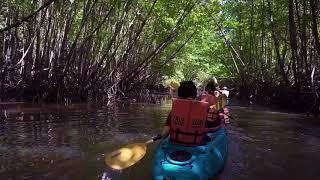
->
201;79;231;125
151;81;209;145
200;80;223;131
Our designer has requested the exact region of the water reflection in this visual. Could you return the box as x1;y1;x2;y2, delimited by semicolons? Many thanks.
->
0;100;170;180
0;101;320;180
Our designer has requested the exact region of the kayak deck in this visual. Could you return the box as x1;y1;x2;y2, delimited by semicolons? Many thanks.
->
153;128;228;180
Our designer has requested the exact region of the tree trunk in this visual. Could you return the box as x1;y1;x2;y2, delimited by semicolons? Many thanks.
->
288;0;299;87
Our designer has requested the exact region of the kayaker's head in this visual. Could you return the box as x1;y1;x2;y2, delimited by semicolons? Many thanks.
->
205;80;219;95
178;81;197;99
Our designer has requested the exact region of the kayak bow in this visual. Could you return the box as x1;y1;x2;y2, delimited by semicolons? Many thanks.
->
153;127;228;180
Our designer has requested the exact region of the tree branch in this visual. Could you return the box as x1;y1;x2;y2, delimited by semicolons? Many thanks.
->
0;0;57;33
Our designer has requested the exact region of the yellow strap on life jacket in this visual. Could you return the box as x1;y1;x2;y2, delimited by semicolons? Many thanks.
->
216;94;227;110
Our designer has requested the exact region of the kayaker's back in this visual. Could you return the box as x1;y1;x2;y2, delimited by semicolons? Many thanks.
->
153;80;228;179
169;98;209;146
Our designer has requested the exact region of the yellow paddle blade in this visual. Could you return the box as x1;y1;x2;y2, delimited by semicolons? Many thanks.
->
105;143;147;170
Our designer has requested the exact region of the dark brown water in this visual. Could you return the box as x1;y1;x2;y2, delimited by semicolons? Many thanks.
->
0;100;319;180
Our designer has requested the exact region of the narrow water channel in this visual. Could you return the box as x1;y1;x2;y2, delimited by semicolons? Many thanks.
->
0;99;319;180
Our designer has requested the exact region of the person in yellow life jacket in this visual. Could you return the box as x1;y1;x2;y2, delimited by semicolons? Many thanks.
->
220;86;231;124
154;81;209;146
200;80;222;132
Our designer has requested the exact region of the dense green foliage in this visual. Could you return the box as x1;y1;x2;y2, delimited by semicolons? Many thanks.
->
219;0;320;110
0;0;320;111
0;0;213;102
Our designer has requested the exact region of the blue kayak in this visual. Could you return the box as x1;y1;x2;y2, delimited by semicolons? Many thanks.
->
153;127;228;180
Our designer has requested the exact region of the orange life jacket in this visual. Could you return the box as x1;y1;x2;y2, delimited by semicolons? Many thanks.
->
200;94;217;106
221;107;230;124
169;98;208;146
200;94;221;131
